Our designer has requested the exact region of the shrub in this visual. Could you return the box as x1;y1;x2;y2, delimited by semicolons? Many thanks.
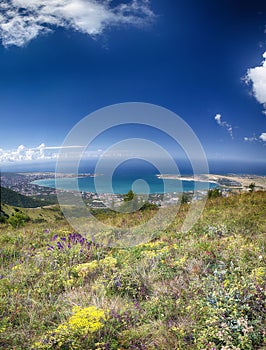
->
208;188;222;199
7;211;30;228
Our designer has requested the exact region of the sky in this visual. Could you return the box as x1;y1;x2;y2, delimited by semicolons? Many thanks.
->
0;0;266;168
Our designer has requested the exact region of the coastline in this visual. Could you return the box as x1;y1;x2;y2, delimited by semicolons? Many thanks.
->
157;173;266;190
156;174;218;185
31;176;216;195
2;172;265;201
33;172;266;192
2;171;265;210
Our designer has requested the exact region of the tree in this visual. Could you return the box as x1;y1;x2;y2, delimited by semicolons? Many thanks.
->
181;193;190;204
121;190;139;212
248;182;255;192
123;190;135;202
208;188;222;199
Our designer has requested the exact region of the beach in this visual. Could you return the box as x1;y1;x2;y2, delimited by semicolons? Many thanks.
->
157;173;266;190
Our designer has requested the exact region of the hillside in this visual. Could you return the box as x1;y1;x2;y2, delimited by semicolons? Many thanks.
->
0;191;265;349
0;186;52;208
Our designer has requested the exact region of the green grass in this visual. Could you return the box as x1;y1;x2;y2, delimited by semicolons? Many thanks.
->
0;192;265;349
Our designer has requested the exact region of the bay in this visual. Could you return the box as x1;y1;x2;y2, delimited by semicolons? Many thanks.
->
33;174;217;194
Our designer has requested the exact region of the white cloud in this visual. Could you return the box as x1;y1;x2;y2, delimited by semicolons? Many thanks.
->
245;51;266;113
259;132;266;141
214;113;222;125
37;143;46;158
214;113;234;139
243;136;257;142
0;0;155;47
0;143;85;163
0;143;135;163
243;133;266;143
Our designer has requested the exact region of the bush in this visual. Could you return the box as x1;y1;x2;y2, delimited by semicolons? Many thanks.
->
0;215;7;223
208;188;222;199
0;206;9;223
7;211;30;228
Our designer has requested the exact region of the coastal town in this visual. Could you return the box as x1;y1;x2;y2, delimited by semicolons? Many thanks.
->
0;172;185;208
1;171;265;210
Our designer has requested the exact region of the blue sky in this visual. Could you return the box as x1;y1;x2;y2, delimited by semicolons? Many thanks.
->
0;0;266;166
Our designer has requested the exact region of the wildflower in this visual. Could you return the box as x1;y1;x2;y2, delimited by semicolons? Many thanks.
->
34;306;108;349
67;306;107;333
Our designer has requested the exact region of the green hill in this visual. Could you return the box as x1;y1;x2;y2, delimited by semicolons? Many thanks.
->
0;186;51;208
0;191;265;349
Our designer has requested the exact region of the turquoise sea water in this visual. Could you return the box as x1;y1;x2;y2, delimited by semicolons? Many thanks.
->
31;159;221;194
33;175;217;194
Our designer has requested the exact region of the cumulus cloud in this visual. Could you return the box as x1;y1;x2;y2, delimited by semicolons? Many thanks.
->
259;132;266;142
0;144;134;162
0;0;155;47
0;143;85;163
245;51;266;114
214;113;234;139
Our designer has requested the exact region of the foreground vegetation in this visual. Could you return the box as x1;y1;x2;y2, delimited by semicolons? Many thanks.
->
0;191;265;349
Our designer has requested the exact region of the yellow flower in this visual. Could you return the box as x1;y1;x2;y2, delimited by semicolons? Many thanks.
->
100;256;117;270
172;256;187;267
74;257;117;278
12;264;22;271
74;261;98;277
141;250;157;259
67;306;107;334
137;240;164;249
33;305;109;348
223;279;230;288
252;267;265;284
0;326;6;333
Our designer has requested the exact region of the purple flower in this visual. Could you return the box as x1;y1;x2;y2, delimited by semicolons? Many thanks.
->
47;231;102;253
134;301;140;310
57;241;64;250
114;277;122;287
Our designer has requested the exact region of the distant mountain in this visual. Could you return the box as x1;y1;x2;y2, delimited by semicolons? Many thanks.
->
0;186;51;208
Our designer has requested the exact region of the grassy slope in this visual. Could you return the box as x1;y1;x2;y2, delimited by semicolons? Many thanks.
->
0;192;265;349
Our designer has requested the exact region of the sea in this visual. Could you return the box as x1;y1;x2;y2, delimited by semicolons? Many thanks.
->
3;158;265;195
33;173;217;194
32;158;217;194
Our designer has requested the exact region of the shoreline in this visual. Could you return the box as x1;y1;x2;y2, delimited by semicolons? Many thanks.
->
156;174;218;185
31;174;218;194
33;172;266;192
157;173;266;190
2;172;265;200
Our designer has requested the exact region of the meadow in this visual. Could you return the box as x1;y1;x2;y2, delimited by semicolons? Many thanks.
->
0;191;265;349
